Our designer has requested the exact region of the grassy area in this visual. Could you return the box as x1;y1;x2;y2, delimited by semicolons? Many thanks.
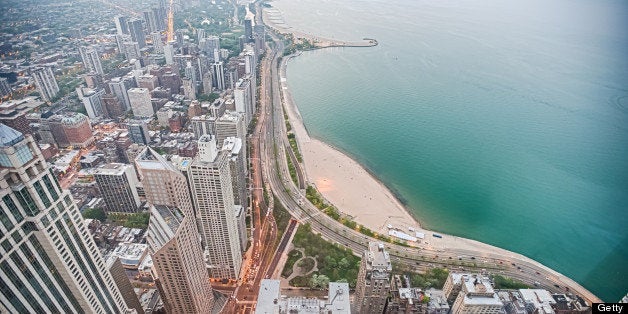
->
108;212;151;229
408;268;449;289
290;223;361;288
285;151;298;185
493;275;530;289
281;249;302;277
297;257;315;273
304;186;409;247
273;195;292;238
287;133;302;162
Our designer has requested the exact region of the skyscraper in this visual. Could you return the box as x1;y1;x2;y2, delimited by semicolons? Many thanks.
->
126;119;151;145
31;67;59;102
355;242;392;314
79;46;104;75
244;17;253;42
151;32;163;53
127;18;146;49
164;43;175;65
128;87;154;118
0;77;11;97
76;87;106;119
114;15;129;35
147;204;215;314
187;135;242;279
108;75;137;111
135;147;193;216
215;110;246;153
222;137;247;207
0;124;129;313
212;61;225;91
182;78;196;100
93;163;141;213
234;76;255;125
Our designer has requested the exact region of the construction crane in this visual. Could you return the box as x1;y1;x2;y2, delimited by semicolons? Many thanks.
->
167;0;174;42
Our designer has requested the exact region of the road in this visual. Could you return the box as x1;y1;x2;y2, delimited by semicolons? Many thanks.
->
253;2;602;305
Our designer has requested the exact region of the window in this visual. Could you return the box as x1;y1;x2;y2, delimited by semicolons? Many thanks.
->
33;181;51;207
42;175;59;201
15;188;38;216
3;195;23;223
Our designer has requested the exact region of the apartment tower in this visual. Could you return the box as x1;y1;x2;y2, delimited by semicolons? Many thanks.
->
0;124;129;313
355;242;392;314
187;135;242;279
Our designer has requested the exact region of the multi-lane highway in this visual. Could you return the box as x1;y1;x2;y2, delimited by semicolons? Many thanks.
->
252;3;602;305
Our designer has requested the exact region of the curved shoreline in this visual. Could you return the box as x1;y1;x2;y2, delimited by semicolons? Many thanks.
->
263;5;603;304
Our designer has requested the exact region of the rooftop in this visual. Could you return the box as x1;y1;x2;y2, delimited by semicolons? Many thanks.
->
153;205;183;233
366;242;392;271
0;124;24;147
94;163;130;175
255;279;280;314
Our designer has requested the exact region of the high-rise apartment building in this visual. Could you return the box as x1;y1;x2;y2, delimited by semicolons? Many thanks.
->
147;204;215;314
107;257;144;314
102;93;126;119
127;19;146;49
76;87;106;119
215;111;246;146
126;119;151;145
190;114;216;140
135;147;194;216
212;61;225;91
244;17;253;42
187;135;242;279
79;46;104;75
114;15;129;35
151;32;163;53
0;77;12;97
31;67;59;102
0;125;129;313
109;75;137;111
355;242;392;314
234;76;255;125
222;137;247;208
94;163;141;213
42;113;94;148
128;87;154;118
182;78;196;100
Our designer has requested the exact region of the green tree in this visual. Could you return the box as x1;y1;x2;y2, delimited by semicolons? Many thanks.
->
82;207;106;222
310;274;329;289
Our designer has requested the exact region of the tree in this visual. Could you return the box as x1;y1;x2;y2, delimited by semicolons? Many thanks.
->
82;208;106;222
338;257;350;269
310;274;330;289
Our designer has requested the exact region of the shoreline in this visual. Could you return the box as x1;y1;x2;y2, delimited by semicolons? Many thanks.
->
262;4;603;303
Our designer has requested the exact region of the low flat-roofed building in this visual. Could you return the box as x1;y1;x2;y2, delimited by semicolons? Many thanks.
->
255;279;281;314
107;243;150;269
519;289;556;314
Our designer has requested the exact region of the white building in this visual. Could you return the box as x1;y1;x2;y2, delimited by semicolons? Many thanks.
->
187;135;242;279
31;67;59;102
79;46;104;75
0;124;129;313
76;87;105;119
128;87;154;118
234;76;255;125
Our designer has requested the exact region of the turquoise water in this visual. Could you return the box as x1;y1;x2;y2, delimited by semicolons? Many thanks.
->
276;0;628;302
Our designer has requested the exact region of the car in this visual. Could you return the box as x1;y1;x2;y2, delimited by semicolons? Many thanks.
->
517;266;521;270
536;271;540;275
512;263;516;266
553;284;560;288
470;257;476;260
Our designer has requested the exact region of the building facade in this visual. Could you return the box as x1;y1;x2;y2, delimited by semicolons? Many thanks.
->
31;67;59;102
128;88;154;118
93;163;141;213
187;135;242;279
0;124;129;313
355;242;392;314
147;204;215;314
